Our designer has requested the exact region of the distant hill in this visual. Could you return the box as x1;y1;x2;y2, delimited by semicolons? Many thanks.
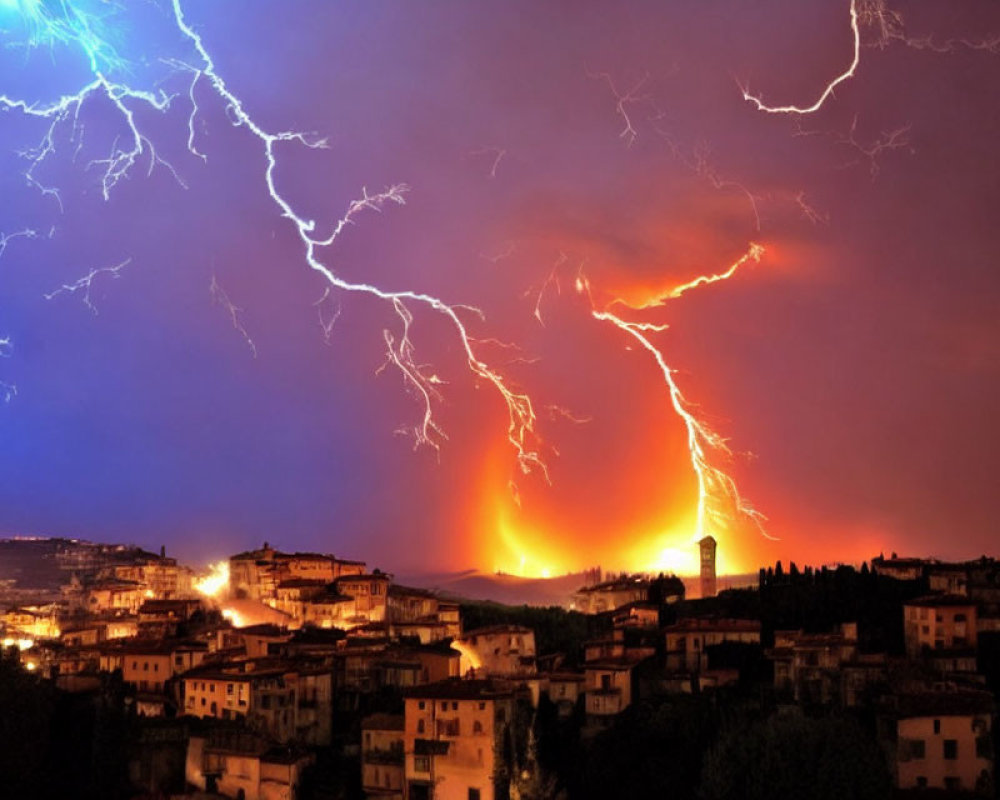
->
394;569;757;606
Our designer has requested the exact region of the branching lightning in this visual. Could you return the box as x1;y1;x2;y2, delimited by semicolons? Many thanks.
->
742;0;1000;117
0;0;548;478
43;257;131;314
314;287;341;345
588;70;650;147
210;274;257;359
0;228;37;260
584;243;776;543
740;1;861;115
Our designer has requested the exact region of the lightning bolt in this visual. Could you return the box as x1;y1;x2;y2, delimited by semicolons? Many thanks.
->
740;1;861;115
650;243;764;303
0;1;548;478
209;274;257;359
585;244;776;543
0;334;13;401
588;70;650;147
0;229;38;260
742;0;1000;117
43;257;132;314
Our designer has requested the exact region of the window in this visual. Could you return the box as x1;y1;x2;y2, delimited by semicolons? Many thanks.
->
417;719;425;734
600;674;611;690
210;683;215;692
441;702;447;711
452;702;458;710
478;702;486;710
227;684;234;696
955;613;967;623
468;790;481;800
414;756;430;773
944;739;958;760
132;661;138;670
473;720;483;734
143;662;149;672
933;719;940;734
153;663;159;672
418;701;425;710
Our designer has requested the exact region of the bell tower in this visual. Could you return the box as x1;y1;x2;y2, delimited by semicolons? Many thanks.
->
699;535;717;598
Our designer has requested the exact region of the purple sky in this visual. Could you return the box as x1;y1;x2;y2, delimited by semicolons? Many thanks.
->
0;1;998;574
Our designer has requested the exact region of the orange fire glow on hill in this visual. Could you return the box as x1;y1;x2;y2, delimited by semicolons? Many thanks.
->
474;244;770;579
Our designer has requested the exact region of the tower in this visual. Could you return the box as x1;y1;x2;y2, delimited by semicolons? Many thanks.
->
699;535;717;598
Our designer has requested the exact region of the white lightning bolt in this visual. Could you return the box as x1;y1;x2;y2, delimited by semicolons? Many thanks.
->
741;1;861;115
0;3;549;476
210;274;257;359
44;257;132;314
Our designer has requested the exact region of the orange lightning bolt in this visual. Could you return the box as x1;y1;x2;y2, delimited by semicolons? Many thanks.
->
587;243;777;549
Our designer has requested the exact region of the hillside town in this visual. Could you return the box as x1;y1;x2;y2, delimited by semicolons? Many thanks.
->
1;536;999;799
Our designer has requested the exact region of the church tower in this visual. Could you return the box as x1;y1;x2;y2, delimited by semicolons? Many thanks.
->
699;535;717;598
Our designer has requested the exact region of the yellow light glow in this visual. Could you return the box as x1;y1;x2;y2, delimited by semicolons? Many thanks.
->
220;607;244;628
194;560;230;598
451;639;483;676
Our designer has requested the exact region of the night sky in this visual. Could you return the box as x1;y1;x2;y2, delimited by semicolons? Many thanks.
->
1;1;998;576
